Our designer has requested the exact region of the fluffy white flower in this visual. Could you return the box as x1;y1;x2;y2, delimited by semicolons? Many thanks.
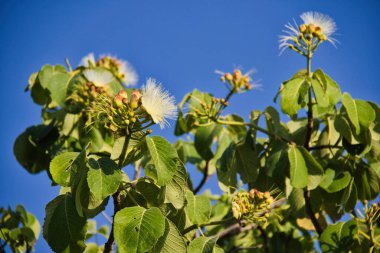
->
80;53;96;67
279;11;337;53
83;69;115;87
279;20;300;53
119;60;138;86
300;12;337;41
141;78;177;129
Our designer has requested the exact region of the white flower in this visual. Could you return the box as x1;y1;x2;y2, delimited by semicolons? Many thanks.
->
83;69;115;87
300;12;337;41
141;78;177;129
80;53;96;67
119;60;138;86
279;20;300;53
279;11;337;53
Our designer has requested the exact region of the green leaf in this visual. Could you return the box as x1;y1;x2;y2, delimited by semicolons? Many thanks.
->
188;236;224;253
145;136;178;186
280;77;307;116
354;164;380;200
342;93;376;135
114;206;166;253
87;155;121;201
320;169;351;193
288;186;306;217
38;64;71;107
319;220;358;253
288;146;308;188
194;124;222;161
185;190;211;224
14;124;59;174
50;152;81;186
43;194;87;253
235;140;259;183
311;79;329;108
298;147;324;190
153;219;187;253
161;163;189;209
312;69;341;107
216;143;237;192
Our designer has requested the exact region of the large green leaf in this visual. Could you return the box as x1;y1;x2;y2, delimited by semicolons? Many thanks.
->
298;147;324;190
43;194;87;253
320;169;351;193
342;93;375;135
50;152;81;187
152;219;187;253
188;236;224;253
145;136;178;186
162;163;189;209
312;69;341;107
185;190;211;225
288;146;308;188
354;164;380;200
319;220;358;253
87;155;121;201
114;206;165;253
280;77;308;116
38;64;71;107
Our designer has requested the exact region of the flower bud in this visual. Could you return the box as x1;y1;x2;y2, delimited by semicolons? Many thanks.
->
233;69;242;80
308;24;316;33
299;24;307;33
119;89;128;99
146;128;153;134
225;73;233;81
122;98;129;105
113;94;124;108
130;90;141;109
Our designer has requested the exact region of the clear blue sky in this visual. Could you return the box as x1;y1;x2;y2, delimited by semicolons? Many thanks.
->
1;1;379;251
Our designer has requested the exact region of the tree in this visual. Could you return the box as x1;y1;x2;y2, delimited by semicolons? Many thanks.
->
3;11;380;253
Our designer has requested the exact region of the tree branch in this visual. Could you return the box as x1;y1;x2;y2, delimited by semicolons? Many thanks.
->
302;47;324;237
182;217;235;235
104;134;130;253
193;160;210;194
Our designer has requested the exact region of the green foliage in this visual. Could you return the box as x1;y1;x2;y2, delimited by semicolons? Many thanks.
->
0;205;40;253
9;15;380;253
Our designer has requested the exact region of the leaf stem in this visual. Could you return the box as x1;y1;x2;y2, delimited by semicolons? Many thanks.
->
182;217;235;235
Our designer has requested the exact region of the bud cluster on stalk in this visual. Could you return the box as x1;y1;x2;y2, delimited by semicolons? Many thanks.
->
89;89;152;135
97;56;126;82
194;97;228;120
220;69;252;93
288;23;327;55
232;189;276;224
360;200;380;225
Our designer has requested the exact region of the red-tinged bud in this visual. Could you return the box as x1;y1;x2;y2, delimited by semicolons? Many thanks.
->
225;73;233;81
245;83;252;90
309;24;316;33
233;69;242;80
109;124;118;132
119;89;128;99
299;24;307;33
113;94;123;108
130;90;141;109
122;98;129;105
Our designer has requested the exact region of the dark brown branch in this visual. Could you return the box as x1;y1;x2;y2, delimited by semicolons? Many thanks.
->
103;192;121;253
309;145;342;150
257;225;268;253
104;134;130;253
193;160;210;194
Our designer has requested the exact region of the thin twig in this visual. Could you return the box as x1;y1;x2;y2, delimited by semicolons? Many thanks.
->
182;217;235;235
193;160;210;194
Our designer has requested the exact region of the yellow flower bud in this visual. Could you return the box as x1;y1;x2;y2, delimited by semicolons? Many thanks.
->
299;24;307;33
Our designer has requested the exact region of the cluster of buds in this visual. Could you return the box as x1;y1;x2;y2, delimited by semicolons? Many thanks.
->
360;200;380;225
232;189;276;224
194;97;228;121
67;82;109;112
299;24;327;42
220;69;252;92
88;89;152;136
97;56;126;82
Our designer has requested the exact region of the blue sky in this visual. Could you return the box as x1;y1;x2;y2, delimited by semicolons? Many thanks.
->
0;1;379;251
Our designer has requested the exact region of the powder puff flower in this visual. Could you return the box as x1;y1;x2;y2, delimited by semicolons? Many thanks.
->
279;11;337;54
300;12;337;43
83;69;115;87
141;78;177;129
119;60;138;86
80;53;96;67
